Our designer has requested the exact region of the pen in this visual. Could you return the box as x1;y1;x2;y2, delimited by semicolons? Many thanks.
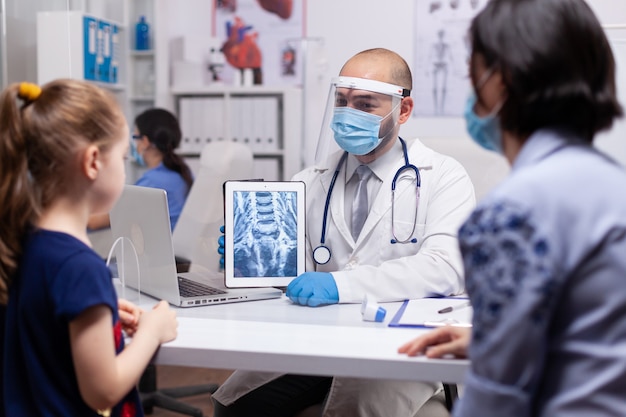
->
437;300;471;314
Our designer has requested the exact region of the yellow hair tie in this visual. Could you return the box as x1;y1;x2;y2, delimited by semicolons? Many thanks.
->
18;82;42;102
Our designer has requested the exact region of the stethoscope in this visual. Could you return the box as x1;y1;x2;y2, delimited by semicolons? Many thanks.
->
313;137;421;265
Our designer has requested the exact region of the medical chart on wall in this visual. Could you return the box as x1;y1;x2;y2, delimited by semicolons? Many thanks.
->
213;0;305;86
413;0;486;117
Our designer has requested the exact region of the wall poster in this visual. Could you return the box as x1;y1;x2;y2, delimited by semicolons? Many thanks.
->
213;0;306;86
413;0;486;117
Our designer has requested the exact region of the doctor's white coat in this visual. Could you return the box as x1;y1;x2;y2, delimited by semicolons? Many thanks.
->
212;137;476;416
299;137;475;303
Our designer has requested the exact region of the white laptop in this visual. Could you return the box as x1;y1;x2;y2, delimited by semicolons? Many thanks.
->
109;185;282;307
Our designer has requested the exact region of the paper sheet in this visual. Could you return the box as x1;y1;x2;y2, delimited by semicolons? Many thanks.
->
389;298;473;328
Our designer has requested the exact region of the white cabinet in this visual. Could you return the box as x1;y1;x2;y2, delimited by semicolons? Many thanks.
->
37;10;124;88
172;86;303;181
126;0;158;120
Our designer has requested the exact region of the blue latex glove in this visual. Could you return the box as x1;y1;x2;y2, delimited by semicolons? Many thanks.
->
217;225;225;268
286;272;339;307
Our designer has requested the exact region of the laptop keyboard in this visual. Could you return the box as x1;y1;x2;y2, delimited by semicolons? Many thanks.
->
178;276;227;297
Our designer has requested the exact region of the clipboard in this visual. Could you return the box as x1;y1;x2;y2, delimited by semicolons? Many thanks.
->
388;298;473;328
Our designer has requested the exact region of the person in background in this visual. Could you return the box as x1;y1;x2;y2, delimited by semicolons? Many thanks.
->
0;79;178;416
399;0;626;415
88;107;193;231
213;48;476;417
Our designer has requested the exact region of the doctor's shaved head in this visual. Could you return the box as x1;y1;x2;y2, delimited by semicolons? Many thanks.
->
341;48;413;91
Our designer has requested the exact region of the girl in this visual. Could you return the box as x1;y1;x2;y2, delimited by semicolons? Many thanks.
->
0;79;178;416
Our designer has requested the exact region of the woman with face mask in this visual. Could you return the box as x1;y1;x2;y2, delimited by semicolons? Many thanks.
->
399;0;626;416
88;108;193;231
130;108;193;230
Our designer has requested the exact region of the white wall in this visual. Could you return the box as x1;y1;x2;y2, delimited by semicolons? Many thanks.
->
166;1;626;129
2;0;70;86
306;0;626;139
164;0;626;196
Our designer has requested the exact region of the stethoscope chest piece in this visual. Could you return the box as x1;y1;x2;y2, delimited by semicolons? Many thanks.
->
313;245;332;265
313;138;420;265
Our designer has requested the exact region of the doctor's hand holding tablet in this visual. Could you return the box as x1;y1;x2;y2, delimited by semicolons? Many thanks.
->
217;230;339;307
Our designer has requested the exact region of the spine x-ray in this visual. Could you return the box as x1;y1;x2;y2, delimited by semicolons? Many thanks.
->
233;190;298;277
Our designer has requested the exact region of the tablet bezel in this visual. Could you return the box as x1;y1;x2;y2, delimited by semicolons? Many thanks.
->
224;180;306;288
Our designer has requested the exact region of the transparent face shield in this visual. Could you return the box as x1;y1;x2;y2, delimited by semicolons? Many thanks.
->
314;76;409;166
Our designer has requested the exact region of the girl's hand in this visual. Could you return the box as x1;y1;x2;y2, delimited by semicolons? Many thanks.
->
138;300;178;344
398;326;471;358
118;299;143;337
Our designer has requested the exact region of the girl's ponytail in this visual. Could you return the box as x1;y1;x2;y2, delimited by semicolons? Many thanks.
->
0;83;41;304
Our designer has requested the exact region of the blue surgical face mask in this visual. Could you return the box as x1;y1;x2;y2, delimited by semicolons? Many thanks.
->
463;92;503;153
130;139;146;167
331;107;384;155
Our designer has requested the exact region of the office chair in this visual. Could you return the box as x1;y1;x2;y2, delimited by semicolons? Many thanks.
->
137;249;219;416
411;384;457;417
139;141;255;416
139;364;218;417
443;383;459;412
172;141;254;275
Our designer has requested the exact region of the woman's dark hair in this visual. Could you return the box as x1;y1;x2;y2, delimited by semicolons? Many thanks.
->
134;108;194;189
470;0;623;142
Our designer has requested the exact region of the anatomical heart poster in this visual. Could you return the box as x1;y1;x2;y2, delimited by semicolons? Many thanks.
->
213;0;306;86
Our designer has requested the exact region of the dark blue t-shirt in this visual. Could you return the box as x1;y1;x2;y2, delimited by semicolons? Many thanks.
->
4;229;143;416
0;303;4;417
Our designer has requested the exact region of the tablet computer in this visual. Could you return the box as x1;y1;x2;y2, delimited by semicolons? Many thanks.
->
224;180;306;288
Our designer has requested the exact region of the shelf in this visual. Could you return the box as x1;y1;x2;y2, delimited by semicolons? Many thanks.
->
250;150;285;157
174;88;301;181
37;11;124;86
171;85;300;96
94;81;126;91
131;49;155;57
130;95;155;102
179;151;285;158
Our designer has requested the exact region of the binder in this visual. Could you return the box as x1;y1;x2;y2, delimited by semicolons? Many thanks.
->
207;97;226;143
230;96;244;145
83;16;98;81
250;97;264;152
191;98;204;153
263;96;280;152
98;20;112;83
179;98;194;153
110;23;120;84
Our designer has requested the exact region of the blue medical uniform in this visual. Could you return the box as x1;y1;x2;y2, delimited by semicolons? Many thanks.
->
135;163;190;230
455;128;626;416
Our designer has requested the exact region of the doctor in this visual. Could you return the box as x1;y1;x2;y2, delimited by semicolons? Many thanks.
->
286;47;476;306
212;48;476;417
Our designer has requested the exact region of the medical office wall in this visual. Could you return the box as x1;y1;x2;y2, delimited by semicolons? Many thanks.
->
6;1;623;191
167;0;626;194
1;0;73;86
307;0;626;164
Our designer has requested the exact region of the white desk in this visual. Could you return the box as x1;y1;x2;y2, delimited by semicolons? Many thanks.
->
122;286;469;384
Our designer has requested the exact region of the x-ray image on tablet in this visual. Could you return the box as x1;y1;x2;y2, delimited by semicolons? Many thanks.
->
224;181;305;288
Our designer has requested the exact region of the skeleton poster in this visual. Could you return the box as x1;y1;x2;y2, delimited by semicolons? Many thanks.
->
413;0;486;117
